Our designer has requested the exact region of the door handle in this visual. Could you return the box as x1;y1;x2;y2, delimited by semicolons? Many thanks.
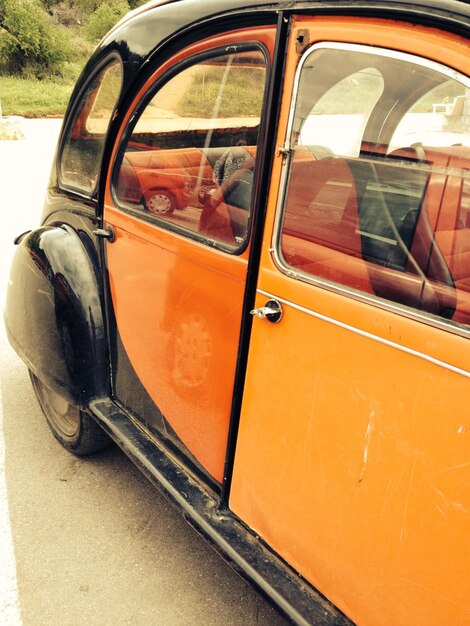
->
250;299;283;323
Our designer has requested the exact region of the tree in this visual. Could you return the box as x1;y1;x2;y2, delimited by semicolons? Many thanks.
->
85;0;129;42
0;0;73;77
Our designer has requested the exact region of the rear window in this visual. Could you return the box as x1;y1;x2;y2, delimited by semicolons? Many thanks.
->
60;59;123;194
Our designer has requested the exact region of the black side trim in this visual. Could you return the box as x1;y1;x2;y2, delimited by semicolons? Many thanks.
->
90;397;353;626
221;10;290;501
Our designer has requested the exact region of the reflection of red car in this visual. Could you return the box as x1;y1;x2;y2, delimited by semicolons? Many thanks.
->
116;150;193;214
116;145;257;220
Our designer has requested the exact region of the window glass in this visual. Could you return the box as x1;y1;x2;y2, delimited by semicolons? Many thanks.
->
114;49;267;250
279;46;470;329
391;81;470;148
60;60;122;193
299;67;384;156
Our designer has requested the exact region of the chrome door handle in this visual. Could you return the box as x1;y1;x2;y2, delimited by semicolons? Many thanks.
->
250;299;283;323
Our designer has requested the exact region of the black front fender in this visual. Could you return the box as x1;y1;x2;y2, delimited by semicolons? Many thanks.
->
5;224;109;408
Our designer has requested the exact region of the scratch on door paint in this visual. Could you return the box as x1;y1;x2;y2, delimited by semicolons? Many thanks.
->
359;410;375;482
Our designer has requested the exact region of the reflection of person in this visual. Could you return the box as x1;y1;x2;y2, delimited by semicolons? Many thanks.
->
199;143;255;243
209;143;254;209
213;140;251;185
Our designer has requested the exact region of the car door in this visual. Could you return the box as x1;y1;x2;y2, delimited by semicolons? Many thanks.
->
230;16;470;626
103;27;274;483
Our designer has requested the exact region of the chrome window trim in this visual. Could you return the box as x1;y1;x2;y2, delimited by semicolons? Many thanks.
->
257;289;470;379
271;41;470;340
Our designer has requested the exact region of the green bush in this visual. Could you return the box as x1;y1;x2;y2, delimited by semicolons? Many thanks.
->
85;0;129;42
0;0;73;77
40;0;59;9
71;0;143;17
49;2;83;27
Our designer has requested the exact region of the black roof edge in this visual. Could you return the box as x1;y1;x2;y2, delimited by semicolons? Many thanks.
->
73;0;470;108
100;0;470;65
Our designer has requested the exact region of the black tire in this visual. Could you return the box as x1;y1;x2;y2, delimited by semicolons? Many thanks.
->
29;372;110;455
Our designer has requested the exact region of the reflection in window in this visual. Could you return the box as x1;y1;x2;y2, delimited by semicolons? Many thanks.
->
391;81;470;148
114;49;266;250
60;60;122;193
299;66;384;156
279;45;470;329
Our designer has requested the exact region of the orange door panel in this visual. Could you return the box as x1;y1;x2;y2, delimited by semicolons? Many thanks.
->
106;207;248;480
232;276;470;626
104;27;275;482
230;17;470;626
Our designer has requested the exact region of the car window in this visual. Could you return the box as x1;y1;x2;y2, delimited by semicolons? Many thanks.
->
60;59;123;194
390;81;470;148
278;44;470;329
113;48;267;251
298;67;384;156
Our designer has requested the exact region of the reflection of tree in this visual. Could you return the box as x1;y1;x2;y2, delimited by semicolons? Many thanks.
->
177;65;265;118
89;62;123;121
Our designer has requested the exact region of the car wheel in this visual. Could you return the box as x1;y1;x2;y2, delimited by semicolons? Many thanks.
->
29;372;110;455
145;190;175;215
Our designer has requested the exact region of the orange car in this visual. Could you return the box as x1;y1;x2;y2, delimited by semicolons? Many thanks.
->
5;1;470;624
118;149;192;214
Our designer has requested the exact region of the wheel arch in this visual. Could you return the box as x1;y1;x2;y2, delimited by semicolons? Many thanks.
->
5;224;109;408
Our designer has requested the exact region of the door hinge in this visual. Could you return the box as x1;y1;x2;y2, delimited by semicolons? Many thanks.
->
296;29;310;55
277;143;292;162
93;226;115;242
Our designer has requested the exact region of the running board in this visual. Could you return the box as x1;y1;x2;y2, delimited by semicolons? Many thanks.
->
90;398;353;626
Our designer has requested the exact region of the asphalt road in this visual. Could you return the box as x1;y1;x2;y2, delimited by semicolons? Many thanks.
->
0;120;288;626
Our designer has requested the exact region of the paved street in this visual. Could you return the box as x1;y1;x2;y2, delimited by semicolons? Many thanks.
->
0;120;287;626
